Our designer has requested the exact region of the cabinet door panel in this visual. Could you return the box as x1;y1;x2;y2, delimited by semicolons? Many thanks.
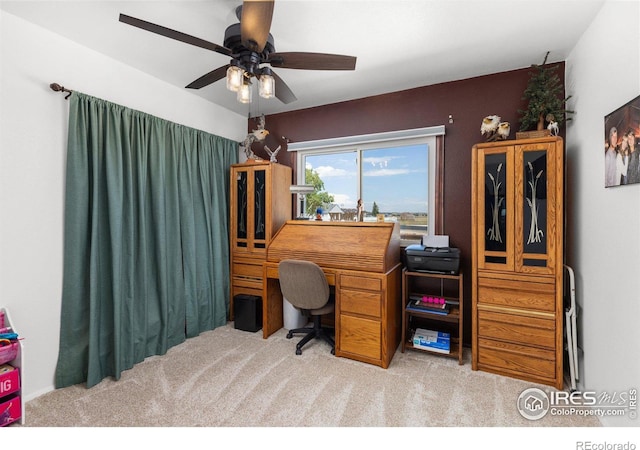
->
515;142;559;275
476;147;515;271
235;170;248;241
339;315;381;360
253;169;266;241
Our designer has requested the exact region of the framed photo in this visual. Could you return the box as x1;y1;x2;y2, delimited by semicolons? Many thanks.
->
604;94;640;187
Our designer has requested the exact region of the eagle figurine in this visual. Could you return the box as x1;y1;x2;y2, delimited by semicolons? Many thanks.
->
496;121;511;140
240;115;269;160
481;115;501;138
481;115;510;141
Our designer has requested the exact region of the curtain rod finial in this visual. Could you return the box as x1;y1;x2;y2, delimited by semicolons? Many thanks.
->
50;82;72;99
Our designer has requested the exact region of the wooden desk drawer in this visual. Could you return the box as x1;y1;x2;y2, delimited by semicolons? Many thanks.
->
264;265;279;280
477;277;556;312
340;289;382;318
233;262;263;279
478;309;555;349
340;274;381;291
233;277;262;291
477;337;556;380
264;265;336;285
339;314;381;360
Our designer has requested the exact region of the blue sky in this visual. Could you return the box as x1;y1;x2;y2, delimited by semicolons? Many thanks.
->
305;143;428;213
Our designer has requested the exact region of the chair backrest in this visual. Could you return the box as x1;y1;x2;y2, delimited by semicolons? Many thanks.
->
278;259;330;310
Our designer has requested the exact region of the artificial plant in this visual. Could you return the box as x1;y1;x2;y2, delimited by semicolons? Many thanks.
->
518;51;574;132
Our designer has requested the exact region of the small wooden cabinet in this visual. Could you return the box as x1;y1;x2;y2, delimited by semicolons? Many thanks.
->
229;161;291;318
471;137;564;389
401;270;464;364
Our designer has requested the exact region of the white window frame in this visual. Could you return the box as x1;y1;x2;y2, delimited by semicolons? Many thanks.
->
288;126;445;240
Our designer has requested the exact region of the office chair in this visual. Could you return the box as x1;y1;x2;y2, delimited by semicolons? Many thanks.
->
278;259;335;355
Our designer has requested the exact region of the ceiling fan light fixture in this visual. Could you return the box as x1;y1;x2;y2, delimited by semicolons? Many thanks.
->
226;64;244;92
259;69;275;99
237;80;253;104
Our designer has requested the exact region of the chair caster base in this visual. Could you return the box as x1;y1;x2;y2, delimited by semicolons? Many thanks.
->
295;348;302;355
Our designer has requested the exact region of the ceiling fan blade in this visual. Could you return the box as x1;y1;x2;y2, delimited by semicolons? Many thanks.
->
240;0;274;52
267;52;357;71
271;71;297;104
119;13;233;57
185;65;230;89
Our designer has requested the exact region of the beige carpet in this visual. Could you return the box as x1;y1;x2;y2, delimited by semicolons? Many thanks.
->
21;322;600;427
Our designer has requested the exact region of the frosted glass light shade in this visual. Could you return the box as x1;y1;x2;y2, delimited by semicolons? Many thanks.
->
259;74;275;99
237;82;252;103
226;65;243;92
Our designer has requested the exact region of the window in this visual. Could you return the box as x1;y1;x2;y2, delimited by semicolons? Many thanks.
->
289;127;444;245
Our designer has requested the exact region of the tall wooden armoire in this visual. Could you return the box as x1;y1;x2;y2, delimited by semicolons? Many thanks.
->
471;136;564;389
229;161;291;319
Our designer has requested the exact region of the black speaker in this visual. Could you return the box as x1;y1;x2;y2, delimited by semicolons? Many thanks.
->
233;294;262;332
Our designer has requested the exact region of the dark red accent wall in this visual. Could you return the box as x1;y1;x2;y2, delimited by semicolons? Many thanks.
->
251;64;566;345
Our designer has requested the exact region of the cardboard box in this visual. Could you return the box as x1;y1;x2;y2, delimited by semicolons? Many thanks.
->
0;364;19;398
0;394;21;426
413;328;450;353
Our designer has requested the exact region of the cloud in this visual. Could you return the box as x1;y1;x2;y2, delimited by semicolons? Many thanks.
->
364;168;411;177
314;165;351;178
330;193;355;208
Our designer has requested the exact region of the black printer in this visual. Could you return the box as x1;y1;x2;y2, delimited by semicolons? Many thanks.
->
404;244;460;274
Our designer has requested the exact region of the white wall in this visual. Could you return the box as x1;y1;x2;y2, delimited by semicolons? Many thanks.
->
565;0;640;426
0;11;247;400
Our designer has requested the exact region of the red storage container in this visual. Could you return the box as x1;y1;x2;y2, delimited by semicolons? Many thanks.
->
0;394;21;426
0;364;20;398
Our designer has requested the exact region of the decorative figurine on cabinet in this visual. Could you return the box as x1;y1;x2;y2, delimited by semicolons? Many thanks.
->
264;144;281;163
481;115;510;141
240;115;269;161
546;113;559;136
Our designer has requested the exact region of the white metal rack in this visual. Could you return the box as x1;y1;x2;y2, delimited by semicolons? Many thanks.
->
563;265;579;392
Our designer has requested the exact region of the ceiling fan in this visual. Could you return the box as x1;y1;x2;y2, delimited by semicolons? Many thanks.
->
119;0;357;104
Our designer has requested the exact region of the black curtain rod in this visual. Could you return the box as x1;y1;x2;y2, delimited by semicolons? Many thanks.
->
50;82;73;99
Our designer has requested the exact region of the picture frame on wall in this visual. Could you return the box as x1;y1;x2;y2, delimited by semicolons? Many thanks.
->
604;94;640;187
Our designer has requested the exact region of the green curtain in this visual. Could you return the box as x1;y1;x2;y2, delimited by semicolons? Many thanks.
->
55;92;238;389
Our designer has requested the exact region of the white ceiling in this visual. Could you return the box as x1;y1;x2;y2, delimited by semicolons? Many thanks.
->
1;0;604;117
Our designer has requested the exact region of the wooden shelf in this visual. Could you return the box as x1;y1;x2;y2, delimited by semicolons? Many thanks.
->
401;269;464;365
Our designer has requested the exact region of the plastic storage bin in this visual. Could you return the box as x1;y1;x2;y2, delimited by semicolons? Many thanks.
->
233;294;262;332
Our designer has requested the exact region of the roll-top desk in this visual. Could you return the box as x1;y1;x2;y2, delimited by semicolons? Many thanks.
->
263;220;402;368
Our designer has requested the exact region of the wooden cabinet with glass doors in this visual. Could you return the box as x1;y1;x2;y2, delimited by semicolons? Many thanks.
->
471;137;564;389
229;161;291;319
